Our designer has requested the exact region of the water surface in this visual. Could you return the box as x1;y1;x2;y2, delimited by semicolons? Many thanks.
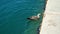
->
0;0;46;34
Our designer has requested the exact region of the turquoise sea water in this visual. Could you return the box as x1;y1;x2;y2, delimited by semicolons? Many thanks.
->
0;0;46;34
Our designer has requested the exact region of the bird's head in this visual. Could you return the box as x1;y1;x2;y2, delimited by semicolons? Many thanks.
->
37;13;41;16
37;13;41;17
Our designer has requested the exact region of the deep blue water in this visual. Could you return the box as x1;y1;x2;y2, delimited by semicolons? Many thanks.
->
0;0;46;34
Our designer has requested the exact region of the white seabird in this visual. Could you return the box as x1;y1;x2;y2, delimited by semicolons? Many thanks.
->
27;13;41;20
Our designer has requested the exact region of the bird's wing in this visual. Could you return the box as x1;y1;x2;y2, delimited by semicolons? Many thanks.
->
31;16;38;19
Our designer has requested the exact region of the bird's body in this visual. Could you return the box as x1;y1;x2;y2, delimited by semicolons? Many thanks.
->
27;13;41;20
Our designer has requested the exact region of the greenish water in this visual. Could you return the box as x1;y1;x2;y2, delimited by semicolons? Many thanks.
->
0;0;46;34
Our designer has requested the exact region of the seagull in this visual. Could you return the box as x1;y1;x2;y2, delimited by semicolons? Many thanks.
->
27;13;41;20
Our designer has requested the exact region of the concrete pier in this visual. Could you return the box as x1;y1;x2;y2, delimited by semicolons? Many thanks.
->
40;0;60;34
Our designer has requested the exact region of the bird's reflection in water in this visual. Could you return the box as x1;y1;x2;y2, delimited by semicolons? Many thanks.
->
26;19;41;27
25;19;41;34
